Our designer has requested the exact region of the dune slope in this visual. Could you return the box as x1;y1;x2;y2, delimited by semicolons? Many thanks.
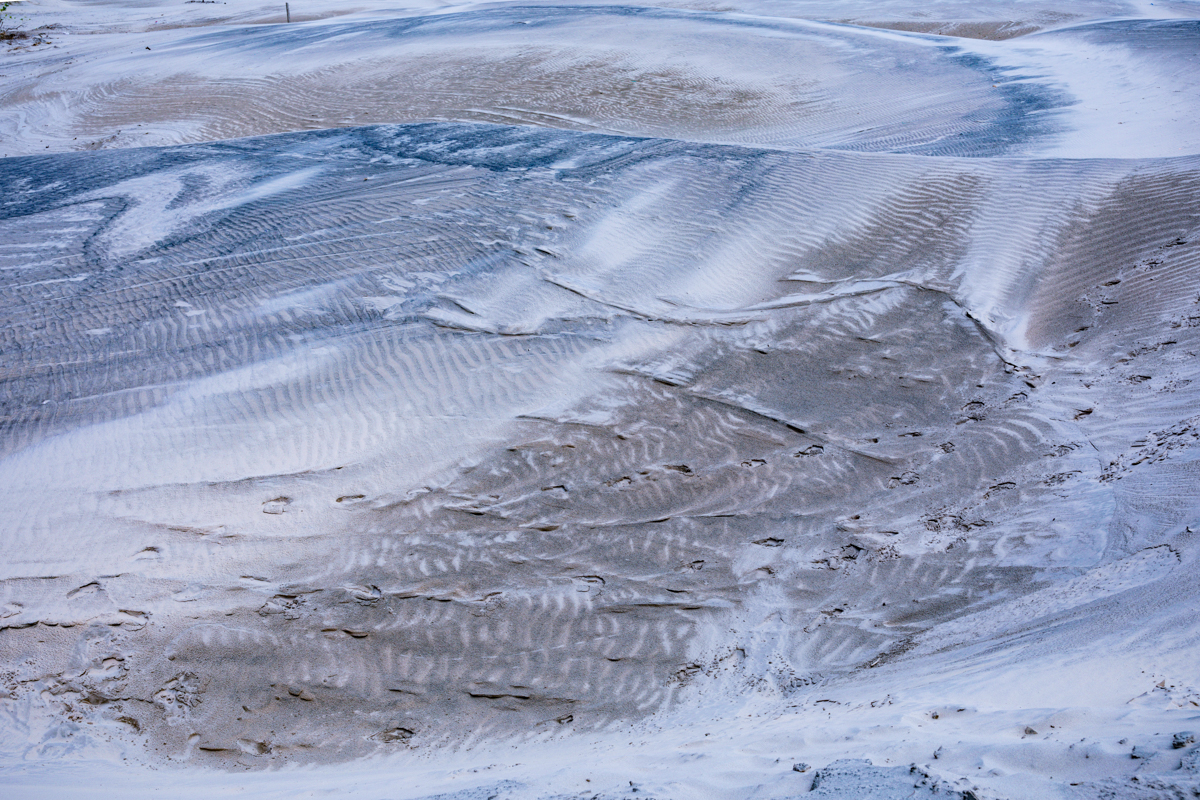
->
2;2;1200;799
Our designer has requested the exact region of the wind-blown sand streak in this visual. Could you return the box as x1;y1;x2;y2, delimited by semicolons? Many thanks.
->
2;2;1200;799
3;8;1199;159
1;119;1199;799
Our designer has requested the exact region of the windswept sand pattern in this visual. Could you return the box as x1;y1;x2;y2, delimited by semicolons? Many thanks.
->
3;2;1200;796
0;7;1089;158
2;120;1199;774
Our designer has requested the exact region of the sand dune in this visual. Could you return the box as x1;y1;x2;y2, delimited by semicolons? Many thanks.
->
2;2;1200;799
3;5;1199;158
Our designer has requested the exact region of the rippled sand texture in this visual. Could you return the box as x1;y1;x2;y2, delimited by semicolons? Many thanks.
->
9;7;1040;155
3;1;1200;796
2;7;1197;159
2;118;1199;776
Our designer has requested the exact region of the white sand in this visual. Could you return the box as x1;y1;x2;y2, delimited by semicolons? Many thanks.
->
1;2;1199;799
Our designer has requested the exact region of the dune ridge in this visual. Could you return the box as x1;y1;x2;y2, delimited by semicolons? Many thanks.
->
2;2;1200;799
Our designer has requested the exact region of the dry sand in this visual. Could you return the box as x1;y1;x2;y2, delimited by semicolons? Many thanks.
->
1;2;1200;799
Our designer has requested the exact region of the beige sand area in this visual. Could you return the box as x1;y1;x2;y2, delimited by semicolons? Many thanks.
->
3;0;1200;158
2;2;1200;800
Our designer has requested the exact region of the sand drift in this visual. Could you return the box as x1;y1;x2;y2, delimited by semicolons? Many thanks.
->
3;7;1200;159
2;4;1200;800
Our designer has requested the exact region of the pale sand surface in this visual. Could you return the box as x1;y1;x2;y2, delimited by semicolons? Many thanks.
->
2;2;1200;799
2;0;1199;158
